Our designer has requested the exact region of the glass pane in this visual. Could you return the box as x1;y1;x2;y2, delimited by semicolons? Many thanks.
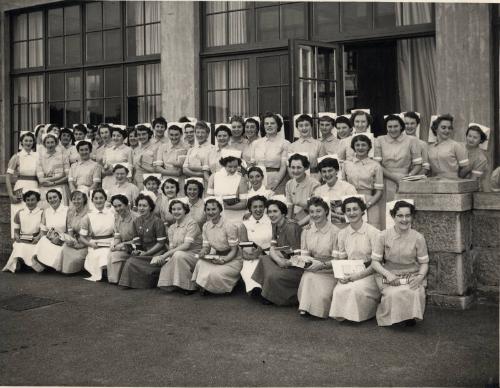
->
127;96;140;125
66;101;81;126
30;103;44;127
13;13;27;41
145;24;160;55
49;102;64;126
104;98;121;123
13;42;27;69
257;56;280;86
145;1;160;23
313;3;340;40
374;3;396;29
103;1;121;28
86;2;102;31
228;11;248;45
299;46;313;78
28;11;43;39
86;31;103;63
207;91;227;123
48;8;63;37
105;67;122;97
206;1;226;14
86;99;103;124
13;77;28;104
127;65;144;96
343;50;358;111
207;62;227;90
342;3;372;33
280;55;289;84
317;47;336;80
228;1;247;11
127;26;144;57
145;63;160;94
65;35;81;64
48;37;63;66
396;3;433;26
281;86;289;116
256;6;279;42
29;75;44;102
28;40;43;67
66;72;81;100
126;1;143;26
206;14;226;47
64;6;81;35
229;59;248;88
258;87;280;114
14;105;29;131
104;29;122;60
318;81;336;112
86;69;103;98
299;79;313;113
229;90;249;117
49;73;64;101
281;3;306;39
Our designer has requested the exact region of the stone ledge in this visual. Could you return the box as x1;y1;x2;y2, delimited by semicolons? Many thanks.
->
427;291;475;309
395;192;472;211
472;213;500;248
473;192;500;210
472;248;500;286
398;177;478;194
428;251;476;296
476;286;499;305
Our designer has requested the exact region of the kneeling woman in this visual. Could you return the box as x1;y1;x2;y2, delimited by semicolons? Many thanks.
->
79;189;115;281
297;197;339;318
118;193;167;288
191;197;242;294
251;197;303;305
329;197;381;322
156;199;203;293
3;190;44;273
371;200;429;326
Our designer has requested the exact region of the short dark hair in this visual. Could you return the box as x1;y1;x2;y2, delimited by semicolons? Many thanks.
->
403;111;421;125
260;112;283;137
144;175;161;186
351;134;372;151
318;157;339;171
247;195;267;212
334;116;352;128
73;124;88;135
247;166;264;177
266;199;288;215
341;196;367;214
178;116;191;123
220;156;242;167
244;117;260;129
110;125;128;139
306;196;330;216
390;200;416;218
288;153;310;169
152;116;168;128
23;190;41;202
230;115;245;134
169;199;190;214
168;124;183;134
295;114;313;127
135;124;153;139
42;133;58;145
59;128;75;144
466;125;487;143
111;194;129;207
46;188;62;201
91;188;108;201
204;198;223;212
98;124;111;137
384;114;405;132
135;193;156;211
161;178;180;195
76;140;93;152
431;114;454;135
184;179;204;198
71;190;88;205
319;115;335;125
351;110;373;127
215;125;231;138
113;163;129;174
19;132;36;150
195;120;211;134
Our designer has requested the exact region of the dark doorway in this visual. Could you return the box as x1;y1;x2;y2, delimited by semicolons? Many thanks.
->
343;41;399;136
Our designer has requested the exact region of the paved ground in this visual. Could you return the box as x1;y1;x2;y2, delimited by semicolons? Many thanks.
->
0;268;498;387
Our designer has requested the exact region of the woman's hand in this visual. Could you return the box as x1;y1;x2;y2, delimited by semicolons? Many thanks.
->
409;274;425;290
384;272;400;286
92;242;99;249
277;258;290;269
150;255;166;266
213;256;227;265
131;249;145;256
305;259;325;272
13;234;21;243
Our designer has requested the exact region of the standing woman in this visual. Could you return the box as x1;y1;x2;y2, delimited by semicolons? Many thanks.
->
251;198;303;305
463;125;490;190
133;125;158;190
118;193;167;289
228;116;249;156
68;140;102;194
329;197;381;322
34;188;69;272
6;131;39;237
243;117;260;163
288;114;322;177
247;166;274;199
297;197;339;318
79;189;115;281
250;112;290;194
107;194;137;284
207;151;248;224
374;114;421;203
285;154;320;226
60;190;89;274
36;133;70;207
158;177;181;227
2;190;44;273
428;114;469;179
183;121;214;182
371;201;429;326
403;112;430;175
156;199;203;293
59;127;78;165
239;195;273;295
155;124;188;192
338;111;373;161
342;135;384;230
93;124;112;164
183;178;206;227
192;198;242;294
101;126;133;191
107;163;139;209
204;125;232;179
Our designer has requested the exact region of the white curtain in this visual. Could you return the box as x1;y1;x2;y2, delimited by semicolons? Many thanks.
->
396;3;432;26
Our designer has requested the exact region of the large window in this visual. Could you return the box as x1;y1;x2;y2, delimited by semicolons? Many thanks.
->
10;1;161;136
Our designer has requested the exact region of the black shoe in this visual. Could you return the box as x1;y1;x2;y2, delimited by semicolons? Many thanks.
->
183;289;196;295
403;319;416;327
250;288;262;298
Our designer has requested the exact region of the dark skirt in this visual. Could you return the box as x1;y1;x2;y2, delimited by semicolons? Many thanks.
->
118;256;160;289
252;255;303;306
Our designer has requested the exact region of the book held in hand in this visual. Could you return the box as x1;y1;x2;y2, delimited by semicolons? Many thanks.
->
289;255;313;268
239;241;258;249
20;234;33;242
95;241;111;248
331;259;366;279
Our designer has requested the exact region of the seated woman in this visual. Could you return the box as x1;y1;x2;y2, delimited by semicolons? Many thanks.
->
107;163;139;209
183;178;206;227
329;197;381;322
118;193;167;289
191;197;242;295
428;114;469;179
107;194;137;284
239;195;273;295
251;197;303;306
285;153;320;226
247;166;274;199
297;197;339;318
142;174;164;217
463;124;490;190
158;177;180;227
156;199;203;294
3;190;44;273
79;189;115;281
60;190;89;274
34;188;69;271
371;200;429;327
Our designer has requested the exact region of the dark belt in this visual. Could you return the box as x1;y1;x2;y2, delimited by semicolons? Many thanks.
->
19;232;39;243
215;249;231;256
18;175;38;181
265;167;280;172
92;234;114;240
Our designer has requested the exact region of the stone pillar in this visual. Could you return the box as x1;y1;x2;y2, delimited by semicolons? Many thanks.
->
472;192;500;303
161;1;200;121
396;178;479;309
